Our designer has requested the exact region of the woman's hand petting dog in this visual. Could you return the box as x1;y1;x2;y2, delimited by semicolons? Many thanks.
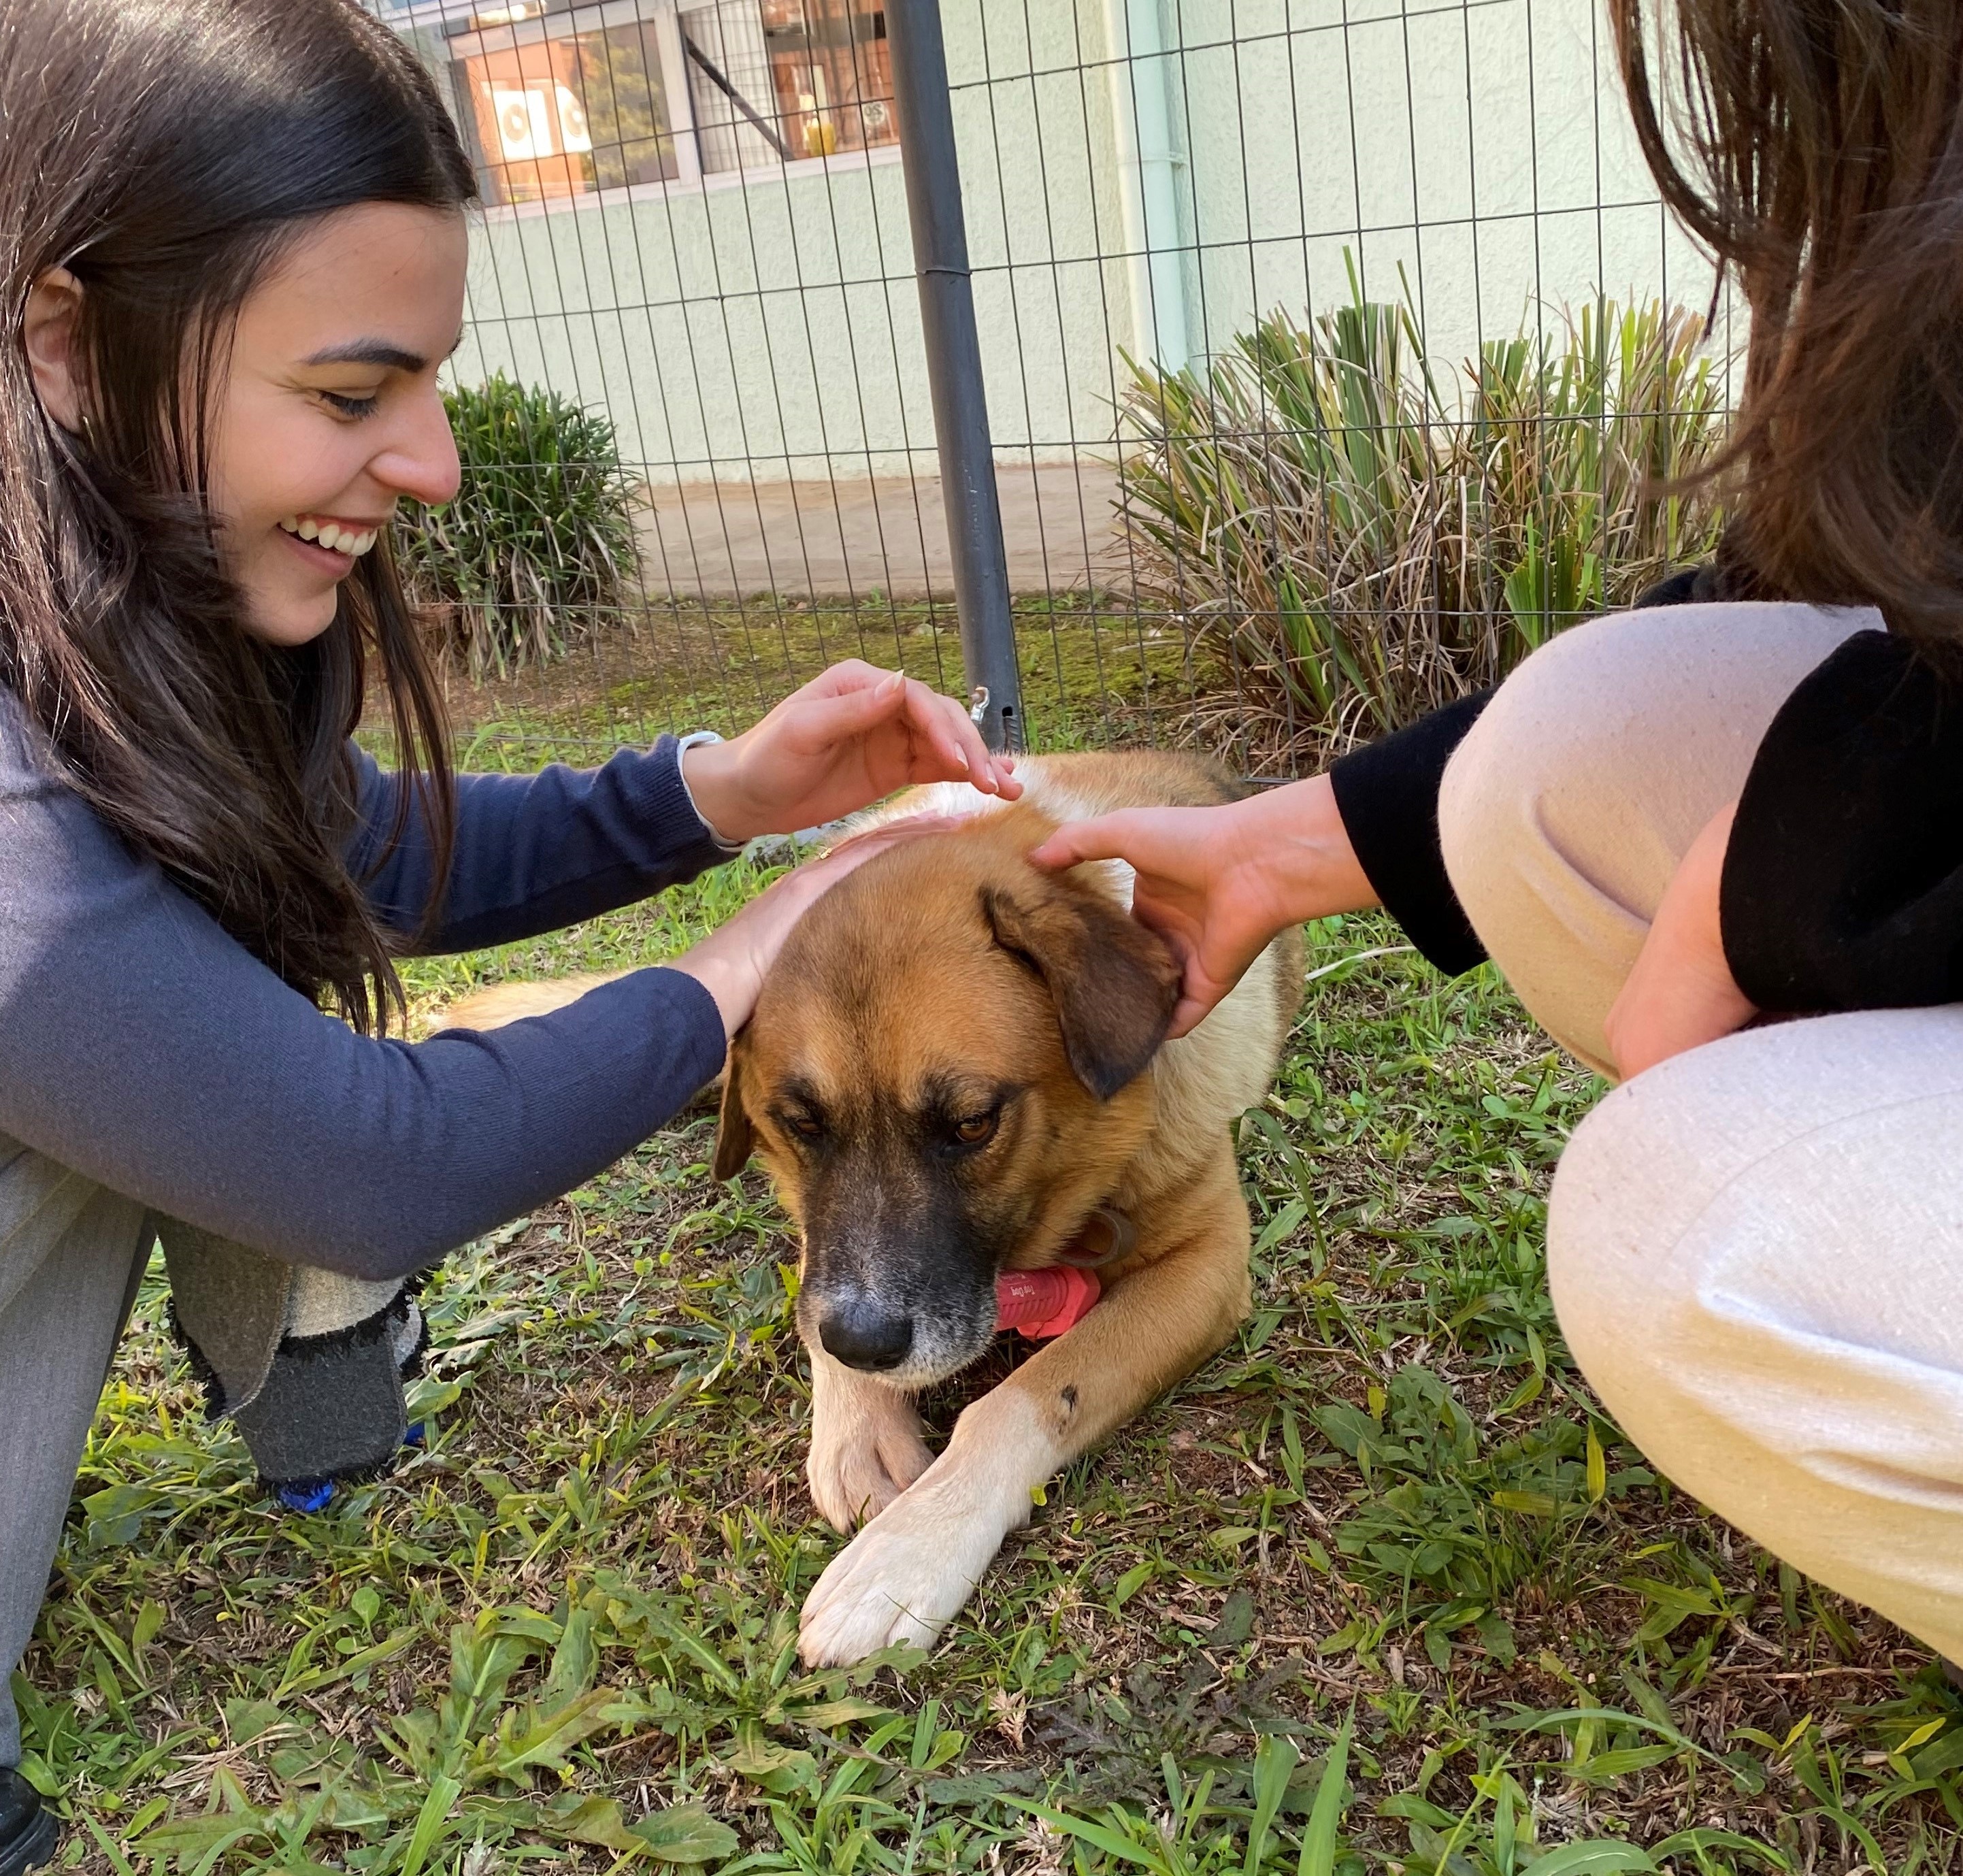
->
671;814;957;1037
1030;773;1376;1038
680;661;1020;844
1604;800;1758;1081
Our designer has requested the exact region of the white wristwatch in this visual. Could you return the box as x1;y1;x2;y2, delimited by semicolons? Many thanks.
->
676;729;744;851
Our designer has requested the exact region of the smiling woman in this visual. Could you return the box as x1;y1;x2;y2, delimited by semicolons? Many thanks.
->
7;39;474;1023
0;1;1016;1862
194;205;469;649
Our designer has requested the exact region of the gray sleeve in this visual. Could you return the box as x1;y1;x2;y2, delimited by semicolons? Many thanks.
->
346;736;740;954
0;712;726;1281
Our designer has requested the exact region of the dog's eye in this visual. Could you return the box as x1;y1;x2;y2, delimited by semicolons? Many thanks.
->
783;1110;825;1141
952;1110;999;1147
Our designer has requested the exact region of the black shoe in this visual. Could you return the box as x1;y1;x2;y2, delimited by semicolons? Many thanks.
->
0;1768;59;1876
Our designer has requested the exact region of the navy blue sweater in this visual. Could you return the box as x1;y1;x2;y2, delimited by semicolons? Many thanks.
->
0;691;730;1279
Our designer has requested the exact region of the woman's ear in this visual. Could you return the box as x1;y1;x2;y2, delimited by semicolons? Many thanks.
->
22;267;86;433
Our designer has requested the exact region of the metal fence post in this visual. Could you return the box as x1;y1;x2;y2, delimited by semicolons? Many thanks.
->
885;0;1023;754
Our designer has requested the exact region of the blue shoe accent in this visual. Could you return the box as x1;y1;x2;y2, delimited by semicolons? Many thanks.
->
269;1427;421;1511
276;1478;335;1513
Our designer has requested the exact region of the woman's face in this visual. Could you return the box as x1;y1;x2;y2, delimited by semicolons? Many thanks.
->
205;202;469;646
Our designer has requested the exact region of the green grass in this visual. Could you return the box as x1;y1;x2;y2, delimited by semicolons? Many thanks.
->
391;593;1217;778
27;873;1963;1874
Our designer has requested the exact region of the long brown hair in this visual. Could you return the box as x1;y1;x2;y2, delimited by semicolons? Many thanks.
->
1612;1;1963;643
0;0;469;1032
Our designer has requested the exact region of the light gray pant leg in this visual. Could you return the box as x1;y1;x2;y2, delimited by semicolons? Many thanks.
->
1551;1009;1963;1662
1437;601;1875;1076
0;1185;149;1768
1436;602;1963;1655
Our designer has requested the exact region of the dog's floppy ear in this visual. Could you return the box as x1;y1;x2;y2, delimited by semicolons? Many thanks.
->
712;1044;757;1181
983;878;1181;1099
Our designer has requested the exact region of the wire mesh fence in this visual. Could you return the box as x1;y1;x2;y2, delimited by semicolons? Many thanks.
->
370;0;1739;780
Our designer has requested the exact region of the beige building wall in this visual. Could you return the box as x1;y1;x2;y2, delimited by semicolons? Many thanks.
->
393;0;1729;504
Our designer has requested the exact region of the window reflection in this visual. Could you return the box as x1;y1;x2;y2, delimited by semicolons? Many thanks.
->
448;0;895;205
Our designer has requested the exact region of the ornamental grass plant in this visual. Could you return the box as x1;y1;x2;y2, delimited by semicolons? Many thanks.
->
397;374;643;682
1116;266;1729;767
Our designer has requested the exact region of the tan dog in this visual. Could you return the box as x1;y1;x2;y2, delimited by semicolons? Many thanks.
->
445;752;1302;1666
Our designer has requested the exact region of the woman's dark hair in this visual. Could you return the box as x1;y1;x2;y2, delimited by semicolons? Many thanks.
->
0;0;472;1032
1613;0;1963;644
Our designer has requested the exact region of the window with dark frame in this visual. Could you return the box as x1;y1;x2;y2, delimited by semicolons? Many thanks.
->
444;0;895;208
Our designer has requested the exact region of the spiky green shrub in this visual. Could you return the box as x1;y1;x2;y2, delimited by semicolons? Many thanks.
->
397;374;642;680
1116;269;1728;762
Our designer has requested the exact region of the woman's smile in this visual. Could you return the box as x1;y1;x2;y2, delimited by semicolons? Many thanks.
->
276;513;384;557
274;511;385;577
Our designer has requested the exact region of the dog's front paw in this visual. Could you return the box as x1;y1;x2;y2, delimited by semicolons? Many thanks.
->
807;1392;934;1533
798;1467;1016;1666
806;1349;934;1534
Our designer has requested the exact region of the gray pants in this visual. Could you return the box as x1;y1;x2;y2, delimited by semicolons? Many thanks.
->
1441;600;1963;1664
0;1137;150;1769
0;1136;426;1771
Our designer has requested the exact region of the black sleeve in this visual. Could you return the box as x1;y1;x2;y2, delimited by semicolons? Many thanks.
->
1328;691;1495;976
1721;629;1963;1010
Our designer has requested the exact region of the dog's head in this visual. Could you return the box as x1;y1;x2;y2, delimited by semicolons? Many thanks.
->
713;814;1180;1387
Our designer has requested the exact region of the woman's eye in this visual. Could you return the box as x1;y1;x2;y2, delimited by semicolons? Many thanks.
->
953;1110;998;1146
320;390;381;419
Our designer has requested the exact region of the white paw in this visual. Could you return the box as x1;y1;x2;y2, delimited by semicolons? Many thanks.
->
799;1468;1016;1666
806;1391;934;1534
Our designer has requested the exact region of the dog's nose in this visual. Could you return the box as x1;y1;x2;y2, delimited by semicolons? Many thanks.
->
818;1300;914;1372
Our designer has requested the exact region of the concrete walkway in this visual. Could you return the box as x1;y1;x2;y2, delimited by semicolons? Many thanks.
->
636;459;1132;599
